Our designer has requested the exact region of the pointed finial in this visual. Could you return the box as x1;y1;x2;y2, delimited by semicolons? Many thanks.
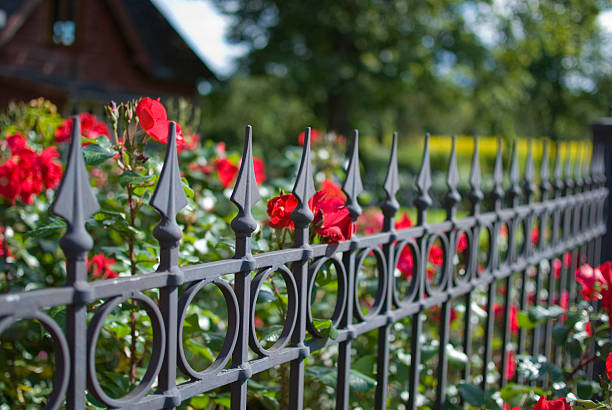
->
539;140;551;197
468;135;483;214
52;116;99;259
414;133;432;224
553;141;564;194
444;135;461;218
575;143;584;188
150;122;188;262
564;143;575;192
523;139;535;202
291;127;316;229
342;129;363;221
230;126;260;257
382;132;400;221
508;139;521;206
490;136;504;207
582;143;592;187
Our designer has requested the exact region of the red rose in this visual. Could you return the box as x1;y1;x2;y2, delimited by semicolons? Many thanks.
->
494;303;519;334
505;350;516;380
321;178;346;200
135;97;184;146
6;133;27;152
428;245;444;267
0;159;21;203
88;253;118;279
531;227;540;245
553;258;562;279
531;396;571;410
606;352;612;380
356;207;383;234
55;113;109;143
575;264;605;301
39;147;63;189
397;245;414;279
298;128;321;146
316;205;355;242
267;194;298;229
216;158;238;188
309;189;355;242
253;157;266;185
395;212;413;230
215;157;265;189
457;232;468;253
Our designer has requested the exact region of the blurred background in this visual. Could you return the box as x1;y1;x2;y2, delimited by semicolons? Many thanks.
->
1;0;611;148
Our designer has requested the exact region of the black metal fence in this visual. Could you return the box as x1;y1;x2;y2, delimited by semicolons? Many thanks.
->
0;116;608;410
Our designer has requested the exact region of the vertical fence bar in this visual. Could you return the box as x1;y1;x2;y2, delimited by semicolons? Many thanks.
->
435;135;460;409
540;142;555;368
288;128;316;410
552;142;565;368
408;134;432;410
230;126;260;410
501;139;521;387
336;130;363;410
375;132;400;410
591;110;612;263
517;140;535;374
150;122;188;408
51;117;100;410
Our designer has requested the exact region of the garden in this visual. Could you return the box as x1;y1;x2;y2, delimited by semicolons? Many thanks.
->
0;96;609;410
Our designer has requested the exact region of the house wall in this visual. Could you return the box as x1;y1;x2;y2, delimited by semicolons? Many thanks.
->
0;0;195;111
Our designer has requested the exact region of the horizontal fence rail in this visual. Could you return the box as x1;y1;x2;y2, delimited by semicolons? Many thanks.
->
0;117;608;410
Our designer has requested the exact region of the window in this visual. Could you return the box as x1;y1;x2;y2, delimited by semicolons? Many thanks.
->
51;0;76;46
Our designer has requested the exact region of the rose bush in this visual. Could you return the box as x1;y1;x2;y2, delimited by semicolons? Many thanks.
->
0;102;609;409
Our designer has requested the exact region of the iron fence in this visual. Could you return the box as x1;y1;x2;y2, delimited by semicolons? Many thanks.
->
0;116;608;410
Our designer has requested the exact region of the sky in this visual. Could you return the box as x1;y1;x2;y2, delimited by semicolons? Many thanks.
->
152;0;612;78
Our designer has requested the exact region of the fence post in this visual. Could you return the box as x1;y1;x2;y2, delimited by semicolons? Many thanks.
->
591;107;612;263
150;122;188;408
51;117;100;409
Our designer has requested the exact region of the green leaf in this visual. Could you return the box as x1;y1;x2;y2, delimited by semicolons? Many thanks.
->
82;143;115;165
572;399;602;409
25;218;66;237
119;170;152;187
552;325;570;345
458;383;485;407
517;311;538;329
349;369;377;393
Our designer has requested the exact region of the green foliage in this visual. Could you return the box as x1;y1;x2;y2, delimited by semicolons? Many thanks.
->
209;0;611;141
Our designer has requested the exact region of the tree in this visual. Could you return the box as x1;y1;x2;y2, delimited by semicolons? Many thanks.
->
210;0;612;140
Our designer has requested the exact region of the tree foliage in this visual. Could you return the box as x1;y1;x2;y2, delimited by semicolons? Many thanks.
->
209;0;612;141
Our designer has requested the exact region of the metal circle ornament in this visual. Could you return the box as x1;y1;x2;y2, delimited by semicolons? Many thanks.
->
86;292;166;407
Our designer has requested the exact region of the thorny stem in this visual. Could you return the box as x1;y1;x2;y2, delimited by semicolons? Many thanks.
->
566;355;598;381
127;185;139;383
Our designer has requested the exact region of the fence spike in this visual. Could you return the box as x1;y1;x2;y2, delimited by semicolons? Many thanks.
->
414;133;432;223
52;116;99;258
523;139;535;201
150;122;188;252
230;126;260;257
468;135;483;213
382;132;400;219
291;127;316;227
444;135;461;217
508;139;521;205
582;143;592;187
491;136;504;205
564;143;575;191
342;129;363;221
553;142;564;193
575;144;584;187
539;140;551;196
